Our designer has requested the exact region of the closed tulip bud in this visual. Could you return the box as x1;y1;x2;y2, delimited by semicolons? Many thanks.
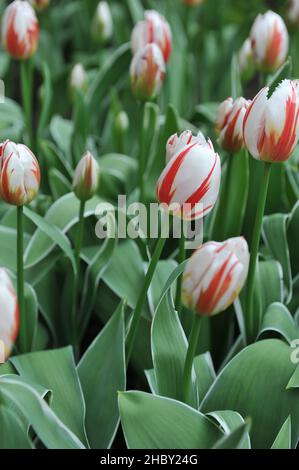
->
70;63;88;93
250;11;288;73
182;237;249;316
92;1;113;43
156;131;221;220
238;38;255;80
0;140;40;206
29;0;50;11
131;10;172;63
243;79;299;163
0;268;19;360
73;151;100;202
2;0;39;60
166;130;199;163
130;43;165;101
115;111;129;134
287;0;299;25
216;97;250;152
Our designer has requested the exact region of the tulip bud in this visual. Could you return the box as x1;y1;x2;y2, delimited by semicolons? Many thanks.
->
115;111;129;134
2;0;39;60
73;151;100;202
243;79;299;163
130;43;165;101
156;131;221;220
216;97;250;152
29;0;50;11
250;11;288;73
287;0;299;25
131;10;172;63
182;237;249;316
166;130;198;163
70;63;88;93
0;140;40;206
0;268;19;360
238;38;255;80
92;1;113;43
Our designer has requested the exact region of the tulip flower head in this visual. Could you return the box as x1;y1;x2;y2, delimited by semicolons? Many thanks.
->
29;0;50;11
288;0;299;25
130;43;165;101
182;237;249;316
70;63;88;93
0;268;19;360
131;10;172;63
92;1;113;43
156;131;221;220
216;97;250;152
2;0;39;60
0;140;40;206
243;79;299;163
73;151;100;202
250;11;288;72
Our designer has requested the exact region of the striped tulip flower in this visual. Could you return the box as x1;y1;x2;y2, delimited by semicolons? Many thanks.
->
182;237;249;316
29;0;50;11
2;0;39;60
243;80;299;163
156;131;221;220
287;0;299;25
130;43;165;101
0;140;40;206
0;268;19;360
131;10;172;63
216;97;250;152
250;11;288;72
166;130;200;163
73;151;100;202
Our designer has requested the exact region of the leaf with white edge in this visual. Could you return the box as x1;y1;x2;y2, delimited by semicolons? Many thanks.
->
144;369;158;395
78;302;126;449
213;421;251;449
258;303;299;344
207;410;251;449
0;375;85;449
271;416;291;449
286;364;299;389
194;352;216;404
119;391;223;449
0;406;33;449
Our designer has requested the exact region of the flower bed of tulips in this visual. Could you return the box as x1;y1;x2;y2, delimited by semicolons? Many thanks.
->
0;0;299;451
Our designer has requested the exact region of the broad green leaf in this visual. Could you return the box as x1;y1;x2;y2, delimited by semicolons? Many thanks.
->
267;57;292;97
48;168;72;200
24;193;103;268
259;260;283;313
194;352;216;404
148;259;177;316
11;347;88;446
258;303;299;343
288;201;299;277
271;416;291;449
0;406;33;449
194;102;219;124
286;364;299;389
100;153;137;195
0;375;85;449
119;391;223;449
213;421;250;449
49;115;73;161
78;302;126;449
0;226;30;271
144;369;158;394
0;98;24;141
20;282;38;353
263;214;292;303
207;410;251;449
201;339;299;449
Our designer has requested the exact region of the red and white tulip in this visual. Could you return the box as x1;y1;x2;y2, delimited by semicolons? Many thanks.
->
2;0;39;60
0;140;40;206
182;237;249;316
156;131;221;220
288;0;299;25
29;0;50;11
73;151;100;202
216;97;250;152
250;10;288;72
243;79;299;163
0;268;19;360
131;10;172;63
130;43;165;101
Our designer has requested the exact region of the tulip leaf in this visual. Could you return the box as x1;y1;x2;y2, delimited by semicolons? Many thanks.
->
0;406;33;449
201;339;299;448
230;53;242;99
258;302;299;344
144;369;158;395
207;410;251;449
267;57;292;98
49;115;74;163
0;98;24;142
24;193;103;268
119;391;223;449
78;301;126;449
0;375;85;449
10;347;88;447
212;421;251;449
259;260;284;313
48;168;72;200
37;62;52;140
271;416;291;449
286;364;299;390
288;201;299;277
262;213;292;303
194;352;216;404
0;226;30;271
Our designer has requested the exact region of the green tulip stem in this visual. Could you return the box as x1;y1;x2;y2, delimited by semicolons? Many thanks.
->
175;217;186;316
182;314;202;404
17;205;25;352
138;102;146;206
245;162;272;343
72;200;85;350
20;60;34;150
